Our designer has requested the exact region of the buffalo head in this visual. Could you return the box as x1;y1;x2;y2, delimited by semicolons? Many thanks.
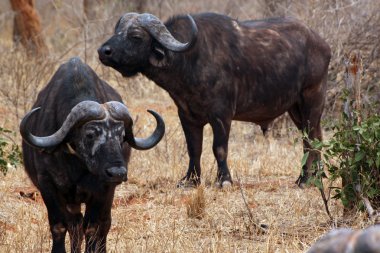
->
20;100;165;183
98;13;198;77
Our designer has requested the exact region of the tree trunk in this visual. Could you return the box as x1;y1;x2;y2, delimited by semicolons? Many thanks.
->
10;0;48;57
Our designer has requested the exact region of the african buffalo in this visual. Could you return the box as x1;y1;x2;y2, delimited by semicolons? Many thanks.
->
20;57;165;253
98;12;331;188
307;226;380;253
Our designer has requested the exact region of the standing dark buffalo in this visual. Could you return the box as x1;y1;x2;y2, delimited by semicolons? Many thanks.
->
98;12;331;188
20;57;165;253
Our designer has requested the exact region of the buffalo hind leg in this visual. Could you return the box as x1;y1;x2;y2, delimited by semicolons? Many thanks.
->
289;95;324;188
210;116;232;187
177;113;204;187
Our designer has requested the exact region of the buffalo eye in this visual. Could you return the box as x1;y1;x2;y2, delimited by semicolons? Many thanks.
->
86;133;94;140
131;36;142;42
85;129;97;140
128;31;143;42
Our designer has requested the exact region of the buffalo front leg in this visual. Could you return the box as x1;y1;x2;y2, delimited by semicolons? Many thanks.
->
66;204;84;253
83;189;114;253
38;179;68;253
209;116;232;187
177;113;204;187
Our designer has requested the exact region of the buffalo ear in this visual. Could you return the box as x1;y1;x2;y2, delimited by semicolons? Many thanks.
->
149;46;168;67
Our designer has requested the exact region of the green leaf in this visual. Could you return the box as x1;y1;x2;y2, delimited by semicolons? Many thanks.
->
376;155;380;169
301;151;309;167
313;178;323;190
367;187;378;199
354;151;365;162
0;128;21;176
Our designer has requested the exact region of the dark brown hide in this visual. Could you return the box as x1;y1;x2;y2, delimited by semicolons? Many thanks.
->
20;57;164;253
98;12;331;188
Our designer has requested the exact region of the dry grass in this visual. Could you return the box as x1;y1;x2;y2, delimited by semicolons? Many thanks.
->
0;0;379;252
186;186;206;219
0;110;369;252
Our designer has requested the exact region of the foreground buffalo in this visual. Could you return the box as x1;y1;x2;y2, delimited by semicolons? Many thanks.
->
98;12;331;188
20;57;165;253
307;226;380;253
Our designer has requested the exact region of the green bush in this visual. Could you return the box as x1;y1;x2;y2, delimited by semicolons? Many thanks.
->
309;111;380;211
0;127;21;176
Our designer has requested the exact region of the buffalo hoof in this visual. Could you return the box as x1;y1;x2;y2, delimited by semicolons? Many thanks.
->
296;170;325;189
295;173;315;189
222;180;232;188
177;176;200;188
214;173;233;188
295;174;309;189
214;177;233;188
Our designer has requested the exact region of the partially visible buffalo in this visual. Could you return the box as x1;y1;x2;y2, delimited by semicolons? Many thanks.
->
20;57;165;253
307;226;380;253
98;12;331;188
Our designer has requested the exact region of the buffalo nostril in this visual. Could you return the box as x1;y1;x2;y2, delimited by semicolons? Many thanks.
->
102;46;112;56
105;166;127;182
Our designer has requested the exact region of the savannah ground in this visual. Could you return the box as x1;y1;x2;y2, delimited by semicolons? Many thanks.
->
0;1;379;252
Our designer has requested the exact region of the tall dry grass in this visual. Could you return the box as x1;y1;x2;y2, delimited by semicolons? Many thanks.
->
0;0;379;252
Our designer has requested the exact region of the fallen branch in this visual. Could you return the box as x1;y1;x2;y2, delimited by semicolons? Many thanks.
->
318;185;333;221
316;163;333;221
236;173;268;234
355;184;380;225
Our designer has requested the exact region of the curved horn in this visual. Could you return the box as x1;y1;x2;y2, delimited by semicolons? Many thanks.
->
137;13;198;52
20;101;106;149
105;101;165;150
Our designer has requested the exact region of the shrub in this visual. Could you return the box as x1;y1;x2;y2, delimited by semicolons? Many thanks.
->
0;127;21;176
306;52;380;217
311;112;380;211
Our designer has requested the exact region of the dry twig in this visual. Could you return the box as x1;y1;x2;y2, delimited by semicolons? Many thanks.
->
355;185;380;225
236;173;268;234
